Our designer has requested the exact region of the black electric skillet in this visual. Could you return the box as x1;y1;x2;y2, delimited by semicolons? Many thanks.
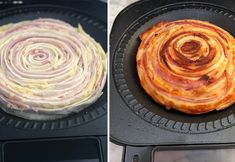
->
110;0;235;161
0;1;107;162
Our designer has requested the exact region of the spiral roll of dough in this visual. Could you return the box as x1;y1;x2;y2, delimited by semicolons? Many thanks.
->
136;19;235;114
0;18;106;120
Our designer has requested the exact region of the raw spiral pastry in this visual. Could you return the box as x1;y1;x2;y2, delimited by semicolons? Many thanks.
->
0;18;106;120
136;19;235;114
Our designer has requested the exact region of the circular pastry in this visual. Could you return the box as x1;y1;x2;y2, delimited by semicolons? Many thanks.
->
0;18;106;120
136;19;235;114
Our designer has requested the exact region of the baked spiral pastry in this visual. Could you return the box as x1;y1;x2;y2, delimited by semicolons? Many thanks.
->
0;18;106;120
136;19;235;114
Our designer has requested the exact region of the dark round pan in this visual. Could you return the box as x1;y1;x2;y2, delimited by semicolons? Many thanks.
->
0;4;107;131
112;2;235;134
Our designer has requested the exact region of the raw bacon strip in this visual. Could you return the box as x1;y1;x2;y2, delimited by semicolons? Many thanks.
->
136;19;235;114
0;18;106;120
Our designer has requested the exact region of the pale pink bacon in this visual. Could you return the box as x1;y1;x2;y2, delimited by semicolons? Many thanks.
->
0;18;106;120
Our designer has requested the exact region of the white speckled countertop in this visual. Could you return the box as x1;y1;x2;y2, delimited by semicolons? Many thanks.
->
109;1;139;162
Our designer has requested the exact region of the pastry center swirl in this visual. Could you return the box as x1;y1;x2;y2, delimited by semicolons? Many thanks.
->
136;19;235;114
0;18;107;115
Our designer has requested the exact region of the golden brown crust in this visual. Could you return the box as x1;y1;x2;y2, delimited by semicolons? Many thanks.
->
136;19;235;114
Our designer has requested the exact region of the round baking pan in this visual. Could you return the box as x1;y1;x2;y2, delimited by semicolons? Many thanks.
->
0;5;107;130
112;2;235;134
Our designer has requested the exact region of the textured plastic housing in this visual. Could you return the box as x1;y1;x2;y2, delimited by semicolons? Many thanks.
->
110;0;235;145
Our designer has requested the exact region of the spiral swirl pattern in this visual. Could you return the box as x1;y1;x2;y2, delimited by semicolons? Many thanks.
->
136;19;235;114
0;18;106;120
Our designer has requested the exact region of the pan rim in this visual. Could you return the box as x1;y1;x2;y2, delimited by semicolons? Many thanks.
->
112;2;235;134
0;4;107;131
